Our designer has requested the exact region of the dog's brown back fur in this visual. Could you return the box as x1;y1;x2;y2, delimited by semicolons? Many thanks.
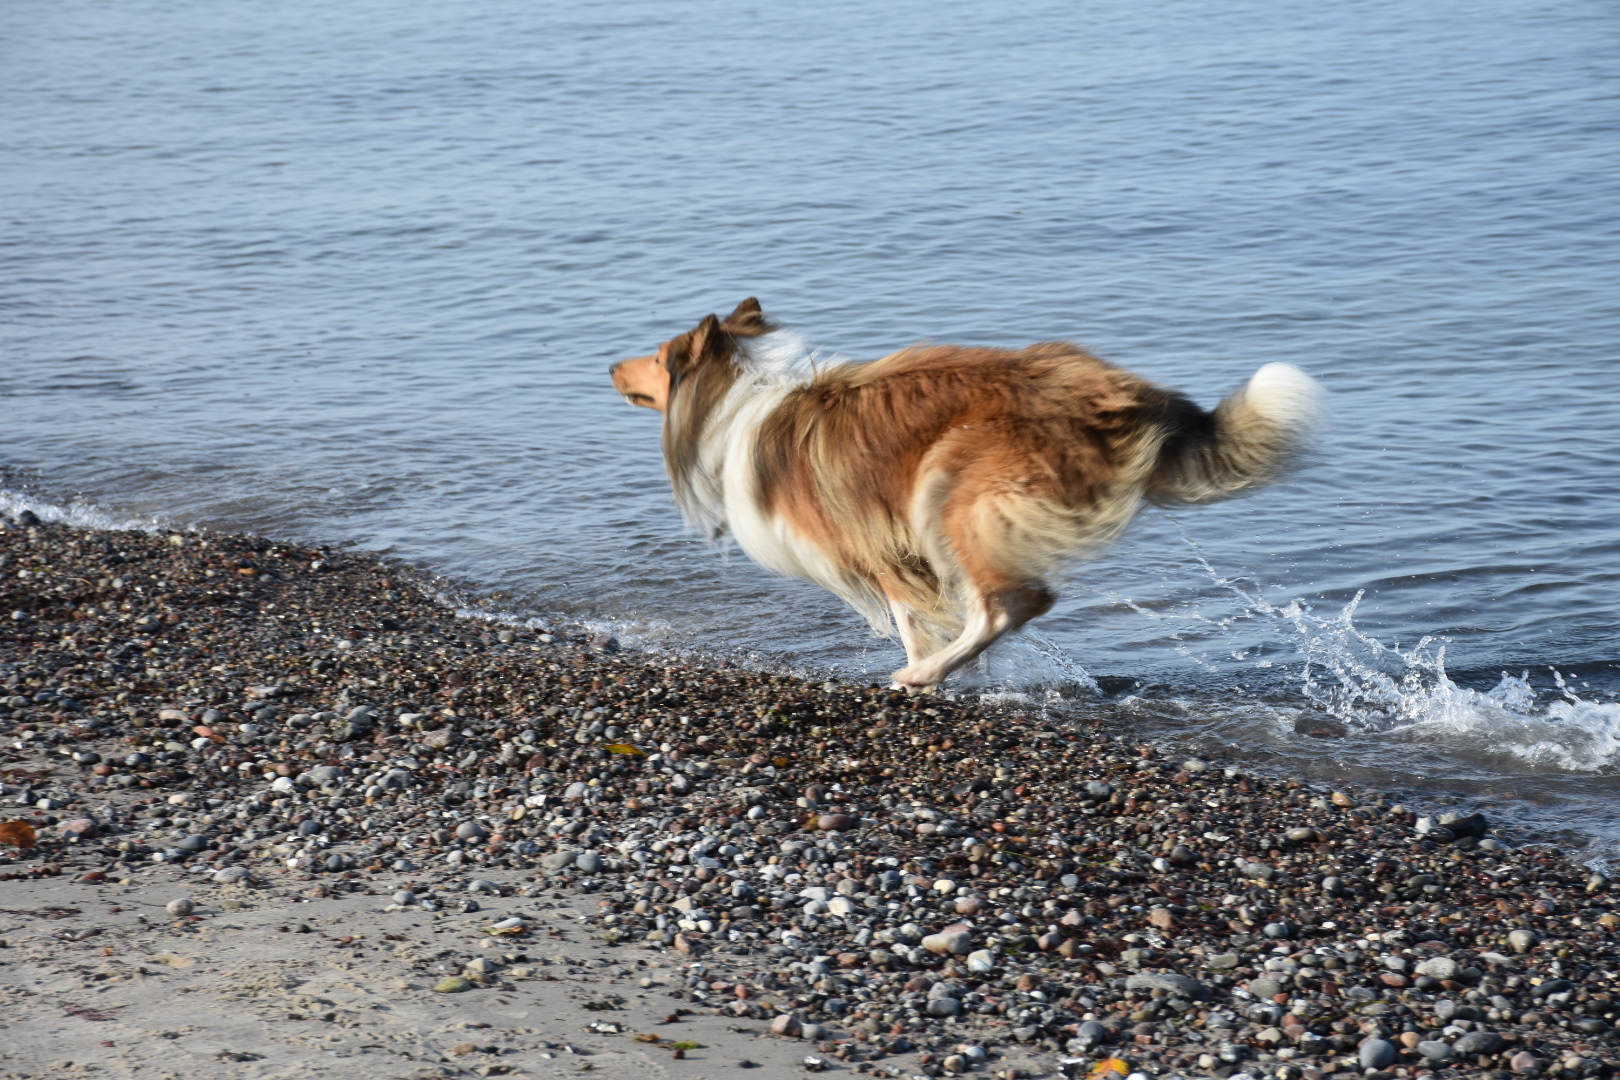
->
753;343;1196;640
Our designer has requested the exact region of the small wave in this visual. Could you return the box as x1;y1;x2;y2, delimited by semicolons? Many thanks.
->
0;487;166;533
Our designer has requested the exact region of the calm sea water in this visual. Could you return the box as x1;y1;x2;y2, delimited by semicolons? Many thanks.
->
5;0;1619;849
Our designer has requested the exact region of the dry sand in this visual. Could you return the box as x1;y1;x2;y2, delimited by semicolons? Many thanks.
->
0;865;832;1079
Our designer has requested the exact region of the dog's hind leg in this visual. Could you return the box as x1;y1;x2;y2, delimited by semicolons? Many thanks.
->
889;454;1060;690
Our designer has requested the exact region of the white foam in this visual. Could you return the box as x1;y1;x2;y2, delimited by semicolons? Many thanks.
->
0;488;165;533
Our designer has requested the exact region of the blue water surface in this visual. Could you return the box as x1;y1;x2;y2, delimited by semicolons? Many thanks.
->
4;0;1619;844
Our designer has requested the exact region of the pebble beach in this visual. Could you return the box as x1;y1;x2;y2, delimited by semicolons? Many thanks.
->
3;512;1619;1080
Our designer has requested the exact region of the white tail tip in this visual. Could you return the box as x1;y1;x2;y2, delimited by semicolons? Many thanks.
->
1247;362;1324;434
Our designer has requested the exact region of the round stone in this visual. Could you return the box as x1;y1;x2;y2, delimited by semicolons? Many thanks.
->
1360;1038;1398;1070
1416;956;1458;980
57;818;100;840
1418;1041;1454;1063
1248;977;1285;1000
1511;1051;1542;1074
166;897;196;917
1454;1031;1506;1056
815;813;859;831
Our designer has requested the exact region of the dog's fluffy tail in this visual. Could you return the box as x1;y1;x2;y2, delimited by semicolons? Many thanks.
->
1149;362;1323;505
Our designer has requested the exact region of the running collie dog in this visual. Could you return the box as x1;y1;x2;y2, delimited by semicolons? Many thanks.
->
611;299;1321;690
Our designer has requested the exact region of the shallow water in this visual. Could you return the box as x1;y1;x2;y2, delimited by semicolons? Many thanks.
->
4;0;1619;847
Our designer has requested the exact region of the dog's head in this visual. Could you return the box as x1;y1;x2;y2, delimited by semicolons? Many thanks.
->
610;298;773;412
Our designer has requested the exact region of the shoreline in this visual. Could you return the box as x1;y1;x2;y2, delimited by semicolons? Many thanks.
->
2;514;1618;1080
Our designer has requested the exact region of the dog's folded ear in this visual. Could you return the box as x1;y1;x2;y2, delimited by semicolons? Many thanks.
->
687;313;723;363
722;297;773;337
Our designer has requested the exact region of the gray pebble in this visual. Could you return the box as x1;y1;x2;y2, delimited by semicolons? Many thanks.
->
1418;1040;1455;1062
1453;1031;1505;1056
1359;1038;1398;1070
1439;810;1489;838
1126;972;1212;1001
1416;956;1458;980
1248;977;1285;1000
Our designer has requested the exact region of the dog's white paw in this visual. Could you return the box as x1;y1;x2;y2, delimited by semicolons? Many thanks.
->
889;667;941;693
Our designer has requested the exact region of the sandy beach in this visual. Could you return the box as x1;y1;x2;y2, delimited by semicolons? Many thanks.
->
2;513;1617;1080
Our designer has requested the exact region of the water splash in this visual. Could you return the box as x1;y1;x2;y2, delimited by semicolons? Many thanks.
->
1166;525;1620;775
961;629;1101;699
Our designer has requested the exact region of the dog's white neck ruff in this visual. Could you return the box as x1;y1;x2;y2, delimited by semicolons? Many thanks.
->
669;330;882;626
739;328;831;385
671;330;821;535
